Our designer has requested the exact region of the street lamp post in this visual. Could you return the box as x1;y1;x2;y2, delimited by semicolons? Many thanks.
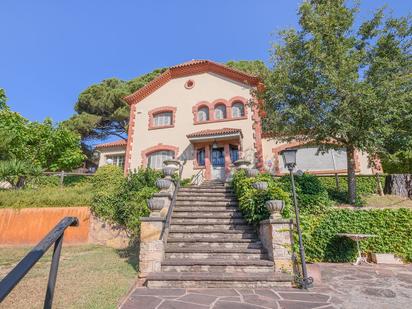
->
280;148;313;289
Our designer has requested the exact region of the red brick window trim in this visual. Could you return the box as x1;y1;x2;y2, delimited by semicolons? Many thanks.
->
141;144;179;168
192;96;248;125
148;106;177;130
184;79;195;89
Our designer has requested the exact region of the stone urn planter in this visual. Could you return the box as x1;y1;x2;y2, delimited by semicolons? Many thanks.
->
265;200;284;219
162;166;177;178
233;159;251;170
155;178;172;190
252;181;268;191
147;198;165;217
163;159;180;169
246;168;259;178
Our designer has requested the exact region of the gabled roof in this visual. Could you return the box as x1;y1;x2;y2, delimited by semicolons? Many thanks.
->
95;139;127;149
123;60;260;105
186;128;243;139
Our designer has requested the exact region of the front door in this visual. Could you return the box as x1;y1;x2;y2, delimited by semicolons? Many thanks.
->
211;148;225;180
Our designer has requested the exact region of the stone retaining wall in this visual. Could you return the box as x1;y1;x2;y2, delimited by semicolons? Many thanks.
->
0;207;130;248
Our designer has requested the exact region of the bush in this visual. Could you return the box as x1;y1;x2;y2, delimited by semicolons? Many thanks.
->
318;175;378;205
301;208;412;262
0;159;42;189
232;170;291;224
91;166;161;236
280;174;332;214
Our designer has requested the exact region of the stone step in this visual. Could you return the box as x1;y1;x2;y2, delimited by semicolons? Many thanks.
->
168;231;257;240
165;247;267;260
165;252;267;260
171;218;247;225
145;272;292;288
173;207;239;212
172;212;243;219
175;201;238;206
179;188;232;193
161;259;274;273
176;197;237;202
166;239;262;249
170;223;251;233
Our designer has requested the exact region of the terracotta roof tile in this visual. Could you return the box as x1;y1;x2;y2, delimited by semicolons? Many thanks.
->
95;139;127;149
186;128;242;138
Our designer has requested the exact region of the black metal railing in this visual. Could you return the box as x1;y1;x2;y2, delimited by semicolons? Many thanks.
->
160;164;183;240
0;217;79;308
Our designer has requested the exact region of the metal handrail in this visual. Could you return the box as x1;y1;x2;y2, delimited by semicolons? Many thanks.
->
191;168;205;186
160;164;183;240
0;217;79;308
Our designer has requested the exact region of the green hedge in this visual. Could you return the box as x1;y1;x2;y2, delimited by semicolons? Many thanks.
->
302;208;412;262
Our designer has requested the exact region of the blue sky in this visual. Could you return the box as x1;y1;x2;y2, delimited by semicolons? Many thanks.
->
1;0;410;123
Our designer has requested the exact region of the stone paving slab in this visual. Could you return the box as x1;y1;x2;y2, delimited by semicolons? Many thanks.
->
120;263;412;308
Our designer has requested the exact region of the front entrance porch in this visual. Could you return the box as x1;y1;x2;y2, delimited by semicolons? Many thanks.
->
186;128;242;181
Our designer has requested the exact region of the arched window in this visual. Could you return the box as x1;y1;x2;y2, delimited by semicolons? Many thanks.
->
198;106;209;122
232;102;245;118
148;150;174;169
214;104;227;120
153;112;173;127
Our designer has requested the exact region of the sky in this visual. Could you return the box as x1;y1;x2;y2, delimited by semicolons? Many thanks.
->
1;0;411;123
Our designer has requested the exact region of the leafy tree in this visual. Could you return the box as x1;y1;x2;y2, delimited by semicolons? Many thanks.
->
0;97;85;172
261;0;411;204
65;69;167;141
0;88;6;109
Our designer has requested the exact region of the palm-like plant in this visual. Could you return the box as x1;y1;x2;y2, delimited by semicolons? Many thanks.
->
0;159;42;189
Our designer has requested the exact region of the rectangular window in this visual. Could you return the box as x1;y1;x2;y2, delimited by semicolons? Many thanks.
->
197;148;205;166
230;145;239;163
106;155;125;168
153;112;172;127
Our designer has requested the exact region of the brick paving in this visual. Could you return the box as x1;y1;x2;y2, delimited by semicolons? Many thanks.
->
120;263;412;308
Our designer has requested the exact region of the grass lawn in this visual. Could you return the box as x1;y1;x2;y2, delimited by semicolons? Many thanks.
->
363;194;412;208
0;245;137;308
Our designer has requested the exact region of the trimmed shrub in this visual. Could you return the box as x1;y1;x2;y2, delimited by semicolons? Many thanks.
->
301;208;412;262
232;170;291;224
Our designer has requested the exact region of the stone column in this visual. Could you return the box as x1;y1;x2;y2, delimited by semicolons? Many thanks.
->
259;218;294;273
139;217;165;277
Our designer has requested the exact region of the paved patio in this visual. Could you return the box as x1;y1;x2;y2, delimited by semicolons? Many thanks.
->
120;263;412;309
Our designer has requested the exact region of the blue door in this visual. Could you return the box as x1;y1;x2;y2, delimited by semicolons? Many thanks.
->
211;148;225;180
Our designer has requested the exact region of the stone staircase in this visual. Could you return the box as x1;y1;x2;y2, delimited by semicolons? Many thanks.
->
145;181;292;288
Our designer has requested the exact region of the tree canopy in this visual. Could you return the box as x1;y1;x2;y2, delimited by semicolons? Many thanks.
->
261;0;412;203
65;68;167;141
0;93;85;171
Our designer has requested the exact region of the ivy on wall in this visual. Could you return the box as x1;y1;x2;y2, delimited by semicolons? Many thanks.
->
231;170;412;262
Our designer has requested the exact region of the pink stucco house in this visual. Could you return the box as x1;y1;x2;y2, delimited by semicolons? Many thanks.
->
95;60;377;181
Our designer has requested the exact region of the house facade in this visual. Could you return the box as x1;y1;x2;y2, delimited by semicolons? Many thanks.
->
95;60;378;180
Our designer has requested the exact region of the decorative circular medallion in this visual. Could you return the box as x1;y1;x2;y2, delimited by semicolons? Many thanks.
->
184;79;195;89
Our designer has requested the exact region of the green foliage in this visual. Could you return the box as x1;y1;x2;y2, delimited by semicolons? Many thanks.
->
66;69;167;141
280;174;332;214
318;175;378;205
225;60;270;80
91;166;161;236
0;183;93;208
262;0;412;204
382;150;412;174
0;105;84;171
301;208;412;262
0;88;6;110
0;159;42;189
232;170;291;224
